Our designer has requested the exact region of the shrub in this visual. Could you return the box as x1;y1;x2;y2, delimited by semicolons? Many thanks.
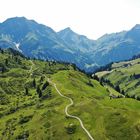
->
36;86;42;98
87;80;94;87
42;81;49;90
65;123;77;134
19;115;33;124
16;130;29;140
41;87;52;100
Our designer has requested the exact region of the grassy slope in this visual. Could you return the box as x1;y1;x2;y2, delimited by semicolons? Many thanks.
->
52;70;140;140
96;58;140;97
0;50;140;140
0;50;87;140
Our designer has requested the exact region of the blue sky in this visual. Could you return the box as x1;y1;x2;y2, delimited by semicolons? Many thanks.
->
0;0;140;39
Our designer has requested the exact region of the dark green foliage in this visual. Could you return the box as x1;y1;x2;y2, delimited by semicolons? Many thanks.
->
1;66;7;73
36;86;42;98
25;87;29;96
117;95;124;98
93;74;99;81
7;48;25;58
19;115;33;124
65;123;77;134
136;96;140;101
0;49;4;54
43;122;51;128
41;86;52;99
7;106;17;114
87;80;94;87
42;81;49;90
115;85;121;93
99;77;105;86
0;94;9;105
121;90;125;95
15;57;22;64
16;130;29;139
133;73;140;79
5;59;8;66
32;78;36;88
40;76;44;83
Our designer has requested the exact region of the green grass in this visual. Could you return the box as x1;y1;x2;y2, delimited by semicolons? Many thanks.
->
97;58;140;98
1;49;140;140
51;70;140;140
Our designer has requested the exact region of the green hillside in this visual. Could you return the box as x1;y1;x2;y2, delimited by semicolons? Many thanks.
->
96;58;140;99
1;49;140;140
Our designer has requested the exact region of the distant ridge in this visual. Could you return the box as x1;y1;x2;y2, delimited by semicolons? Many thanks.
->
1;17;140;72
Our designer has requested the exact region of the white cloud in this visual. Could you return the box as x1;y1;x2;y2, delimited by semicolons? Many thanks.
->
0;0;140;39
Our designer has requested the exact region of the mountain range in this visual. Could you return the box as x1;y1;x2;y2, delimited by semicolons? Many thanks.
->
1;17;140;72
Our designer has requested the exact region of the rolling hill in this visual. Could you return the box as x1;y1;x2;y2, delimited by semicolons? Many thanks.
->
1;48;140;140
96;56;140;100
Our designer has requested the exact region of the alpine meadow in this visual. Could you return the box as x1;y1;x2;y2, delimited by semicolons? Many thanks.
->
1;0;140;140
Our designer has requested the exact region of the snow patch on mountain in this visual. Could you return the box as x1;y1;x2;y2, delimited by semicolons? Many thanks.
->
14;42;22;52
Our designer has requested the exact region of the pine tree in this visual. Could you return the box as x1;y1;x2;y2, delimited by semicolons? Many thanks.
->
121;90;125;95
42;81;49;90
93;74;99;81
25;87;29;95
40;76;44;83
36;86;42;98
33;78;36;88
87;80;94;87
115;85;121;93
5;59;8;66
1;66;6;73
0;49;4;54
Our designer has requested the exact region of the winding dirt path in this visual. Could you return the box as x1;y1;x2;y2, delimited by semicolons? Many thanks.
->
48;78;94;140
29;61;94;139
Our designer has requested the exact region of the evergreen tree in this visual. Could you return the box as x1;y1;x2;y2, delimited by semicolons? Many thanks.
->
5;59;8;66
40;76;44;83
87;80;94;87
25;87;29;95
1;66;6;73
42;81;49;90
115;85;121;93
33;78;36;88
121;90;125;95
133;73;136;78
36;86;42;98
0;49;4;54
93;74;99;81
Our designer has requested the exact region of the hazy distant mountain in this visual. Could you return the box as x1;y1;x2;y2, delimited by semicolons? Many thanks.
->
57;27;95;52
91;25;140;66
0;17;92;71
58;24;140;70
1;17;140;72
